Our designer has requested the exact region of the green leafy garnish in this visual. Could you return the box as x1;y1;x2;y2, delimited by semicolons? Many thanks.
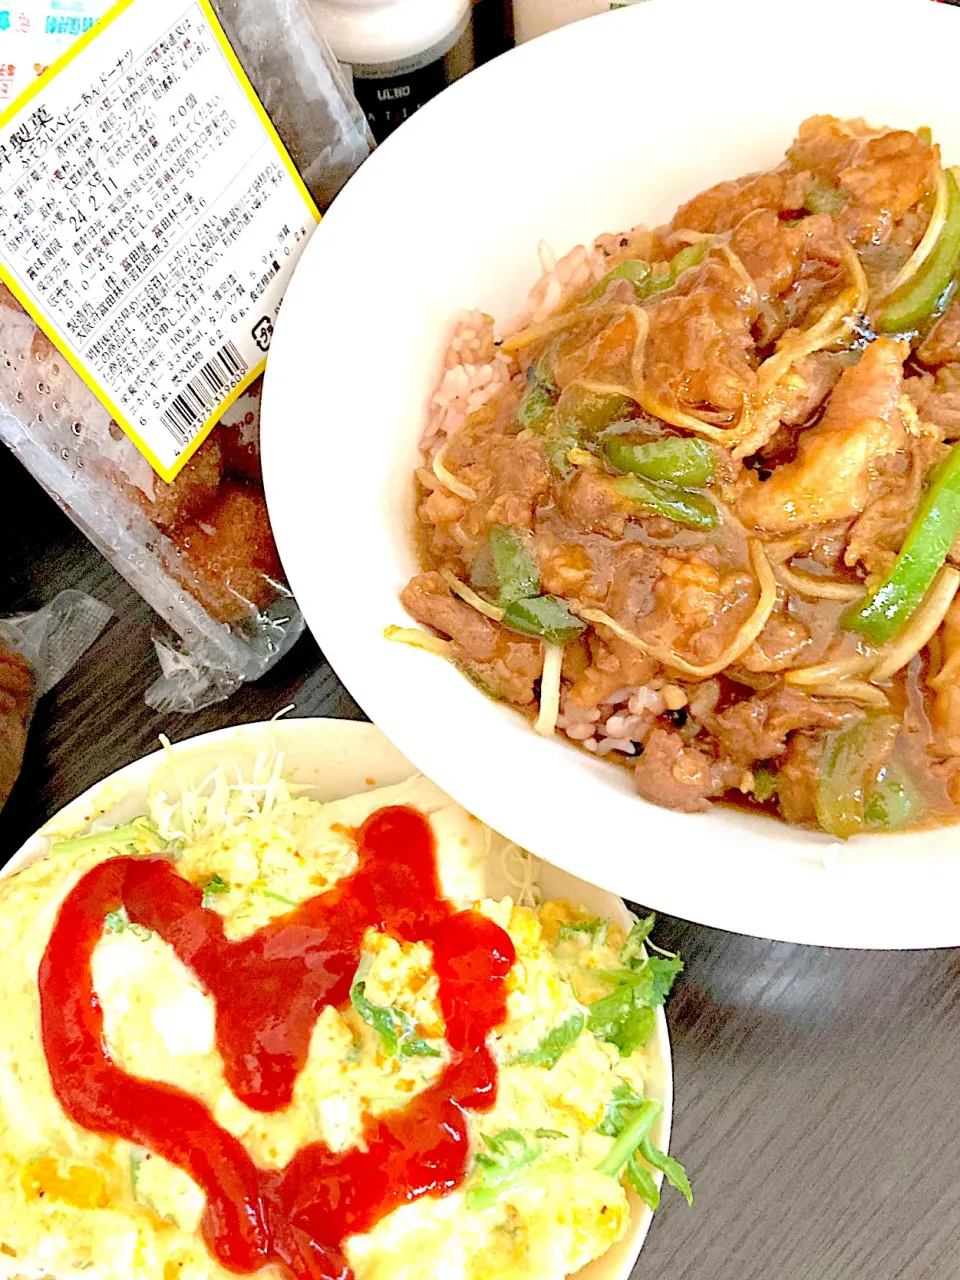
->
596;1080;649;1137
594;1081;692;1209
467;1130;543;1210
104;907;153;941
201;874;230;908
647;955;684;1004
350;964;441;1060
511;1012;584;1069
619;914;656;965
587;988;657;1056
586;916;682;1055
638;1137;693;1205
557;917;610;945
534;1128;566;1140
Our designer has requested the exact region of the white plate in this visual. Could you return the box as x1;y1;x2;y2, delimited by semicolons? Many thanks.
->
261;0;960;948
5;718;672;1280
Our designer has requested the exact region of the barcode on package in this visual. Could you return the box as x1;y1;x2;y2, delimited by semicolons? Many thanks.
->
160;342;248;447
0;0;320;480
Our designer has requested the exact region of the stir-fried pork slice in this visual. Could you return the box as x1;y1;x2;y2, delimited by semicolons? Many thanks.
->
732;212;848;343
633;727;740;813
916;298;960;370
774;731;824;825
643;278;755;417
737;608;812;673
786;116;937;251
705;687;862;767
567;632;658;708
778;352;851;426
671;171;786;235
908;365;960;440
440;391;550;531
845;431;948;575
400;572;543;705
787;115;937;213
737;338;908;532
599;544;756;671
555;470;637;539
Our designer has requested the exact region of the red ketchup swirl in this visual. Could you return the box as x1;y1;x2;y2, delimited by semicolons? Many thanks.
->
38;806;517;1280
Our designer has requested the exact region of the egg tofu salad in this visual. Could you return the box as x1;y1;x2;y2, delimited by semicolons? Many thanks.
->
0;743;690;1280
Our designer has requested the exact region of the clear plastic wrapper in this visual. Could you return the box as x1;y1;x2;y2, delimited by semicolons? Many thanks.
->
0;3;372;712
0;285;303;711
212;0;373;206
0;590;111;810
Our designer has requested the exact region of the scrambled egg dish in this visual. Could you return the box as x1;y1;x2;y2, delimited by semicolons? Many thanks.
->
0;753;686;1280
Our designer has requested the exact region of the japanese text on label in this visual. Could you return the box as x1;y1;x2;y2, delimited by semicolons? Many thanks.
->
0;0;318;478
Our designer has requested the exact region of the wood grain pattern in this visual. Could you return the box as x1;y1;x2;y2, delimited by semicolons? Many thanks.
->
4;447;960;1279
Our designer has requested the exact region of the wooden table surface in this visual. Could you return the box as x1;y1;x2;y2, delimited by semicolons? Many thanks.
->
4;445;960;1280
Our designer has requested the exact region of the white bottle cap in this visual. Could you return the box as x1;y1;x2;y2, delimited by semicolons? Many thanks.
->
312;0;471;70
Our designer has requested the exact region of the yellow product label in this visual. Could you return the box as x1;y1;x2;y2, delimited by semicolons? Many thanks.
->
0;0;320;481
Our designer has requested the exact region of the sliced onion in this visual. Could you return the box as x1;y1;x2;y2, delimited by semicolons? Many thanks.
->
535;642;565;736
802;679;889;707
785;653;878;686
885;166;948;296
433;438;478;502
774;562;866;603
439;568;505;621
383;626;452;658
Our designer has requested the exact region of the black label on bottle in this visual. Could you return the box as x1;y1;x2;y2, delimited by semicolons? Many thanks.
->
352;57;449;141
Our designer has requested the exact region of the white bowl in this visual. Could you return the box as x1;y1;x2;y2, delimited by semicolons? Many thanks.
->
261;0;960;948
4;718;673;1280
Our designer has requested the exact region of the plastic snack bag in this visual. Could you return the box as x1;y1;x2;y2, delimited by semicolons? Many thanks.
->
0;590;111;810
0;0;372;711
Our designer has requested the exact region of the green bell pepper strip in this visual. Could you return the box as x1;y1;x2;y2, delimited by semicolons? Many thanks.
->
585;242;707;306
516;344;560;432
815;713;901;839
501;595;586;647
614;475;720;530
844;443;960;643
586;259;652;303
489;526;540;606
556;385;636;441
877;168;960;332
805;178;849;217
666;240;709;279
604;437;717;488
517;381;556;432
541;435;579;478
864;765;920;830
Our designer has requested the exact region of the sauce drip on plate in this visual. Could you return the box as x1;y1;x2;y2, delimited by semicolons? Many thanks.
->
39;806;517;1280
